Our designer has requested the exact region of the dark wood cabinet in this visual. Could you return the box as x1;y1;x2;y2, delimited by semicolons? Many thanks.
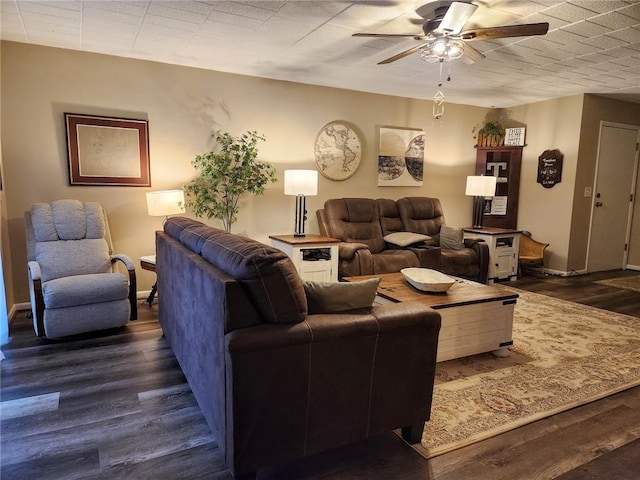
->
475;146;522;229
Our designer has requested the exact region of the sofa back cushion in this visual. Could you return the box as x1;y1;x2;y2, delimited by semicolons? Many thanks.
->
36;239;112;282
201;232;307;324
27;200;114;281
397;197;445;245
163;218;307;324
377;198;405;237
323;198;385;254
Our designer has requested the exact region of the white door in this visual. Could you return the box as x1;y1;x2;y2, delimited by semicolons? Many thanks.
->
587;123;639;273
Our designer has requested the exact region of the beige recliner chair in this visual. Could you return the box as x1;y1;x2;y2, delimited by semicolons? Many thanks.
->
25;199;137;338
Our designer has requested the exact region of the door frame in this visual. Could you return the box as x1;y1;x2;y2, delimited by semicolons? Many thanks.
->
585;121;639;272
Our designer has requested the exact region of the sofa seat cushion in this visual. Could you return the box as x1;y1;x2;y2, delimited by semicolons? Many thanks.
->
372;249;420;274
43;273;129;308
200;231;307;324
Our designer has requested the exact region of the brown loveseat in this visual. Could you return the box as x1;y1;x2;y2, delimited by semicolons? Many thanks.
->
317;197;489;283
156;217;442;479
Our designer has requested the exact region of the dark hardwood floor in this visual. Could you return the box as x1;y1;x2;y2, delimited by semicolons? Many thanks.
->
1;269;639;479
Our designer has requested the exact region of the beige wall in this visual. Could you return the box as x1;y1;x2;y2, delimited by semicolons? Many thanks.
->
509;95;584;273
1;41;489;307
5;42;635;311
571;95;640;271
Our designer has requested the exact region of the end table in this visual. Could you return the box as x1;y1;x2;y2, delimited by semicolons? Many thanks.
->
269;234;340;282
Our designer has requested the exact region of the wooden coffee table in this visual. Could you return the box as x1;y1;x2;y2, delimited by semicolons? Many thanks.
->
345;272;518;362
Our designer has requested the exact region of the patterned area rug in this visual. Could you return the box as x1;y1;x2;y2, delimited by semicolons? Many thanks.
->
593;275;640;293
412;287;640;459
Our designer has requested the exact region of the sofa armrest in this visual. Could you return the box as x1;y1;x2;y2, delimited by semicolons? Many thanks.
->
464;237;483;248
111;253;135;271
224;304;441;476
27;261;45;337
226;303;440;352
27;260;42;281
465;238;490;284
337;243;375;277
111;254;138;320
338;242;370;260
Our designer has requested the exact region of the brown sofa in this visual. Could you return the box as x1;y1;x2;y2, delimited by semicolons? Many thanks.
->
156;217;442;479
317;197;489;283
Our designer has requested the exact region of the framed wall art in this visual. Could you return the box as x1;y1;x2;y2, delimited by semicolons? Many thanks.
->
65;113;151;186
314;120;363;181
377;126;424;187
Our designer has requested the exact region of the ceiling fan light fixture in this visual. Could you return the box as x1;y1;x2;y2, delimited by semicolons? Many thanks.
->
420;38;464;62
448;40;464;58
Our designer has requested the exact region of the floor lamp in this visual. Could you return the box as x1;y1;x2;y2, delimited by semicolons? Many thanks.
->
284;170;318;237
465;175;497;229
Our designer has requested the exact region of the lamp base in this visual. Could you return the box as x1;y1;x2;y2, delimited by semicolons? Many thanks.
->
294;195;307;237
472;196;485;230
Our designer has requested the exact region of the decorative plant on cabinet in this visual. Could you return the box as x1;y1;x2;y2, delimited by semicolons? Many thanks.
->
183;130;277;232
473;121;506;147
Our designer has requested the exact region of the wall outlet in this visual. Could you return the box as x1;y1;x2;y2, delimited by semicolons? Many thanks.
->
584;187;592;197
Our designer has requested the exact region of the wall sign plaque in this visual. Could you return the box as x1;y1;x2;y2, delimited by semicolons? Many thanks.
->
505;127;526;146
537;149;563;188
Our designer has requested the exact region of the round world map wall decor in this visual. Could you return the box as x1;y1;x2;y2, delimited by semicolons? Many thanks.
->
314;121;362;181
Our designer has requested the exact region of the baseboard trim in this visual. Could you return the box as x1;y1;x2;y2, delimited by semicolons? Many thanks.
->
626;265;640;271
9;302;31;320
543;268;587;277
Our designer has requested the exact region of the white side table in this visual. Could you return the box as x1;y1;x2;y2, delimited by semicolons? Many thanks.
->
269;234;340;282
464;227;521;283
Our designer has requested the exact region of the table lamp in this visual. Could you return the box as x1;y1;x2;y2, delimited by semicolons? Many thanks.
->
465;175;497;229
146;189;185;222
284;170;318;237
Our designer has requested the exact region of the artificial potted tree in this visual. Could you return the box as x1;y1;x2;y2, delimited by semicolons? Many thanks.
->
183;130;277;232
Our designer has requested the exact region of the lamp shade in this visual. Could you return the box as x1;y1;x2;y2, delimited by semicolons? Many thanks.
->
284;170;318;196
146;190;185;216
465;175;497;197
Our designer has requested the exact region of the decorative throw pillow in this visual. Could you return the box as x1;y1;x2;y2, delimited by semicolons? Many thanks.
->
383;231;431;247
440;225;465;250
304;278;381;314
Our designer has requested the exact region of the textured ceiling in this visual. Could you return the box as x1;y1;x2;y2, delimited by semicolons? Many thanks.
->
2;0;640;107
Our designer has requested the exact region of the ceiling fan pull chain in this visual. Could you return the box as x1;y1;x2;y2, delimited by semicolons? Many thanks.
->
438;59;444;87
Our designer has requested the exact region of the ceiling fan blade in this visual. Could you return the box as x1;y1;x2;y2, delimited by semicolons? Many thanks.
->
461;42;485;64
378;43;429;64
436;1;478;35
353;32;423;39
461;22;549;42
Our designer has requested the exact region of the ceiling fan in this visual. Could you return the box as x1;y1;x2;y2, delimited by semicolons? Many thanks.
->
353;0;549;65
